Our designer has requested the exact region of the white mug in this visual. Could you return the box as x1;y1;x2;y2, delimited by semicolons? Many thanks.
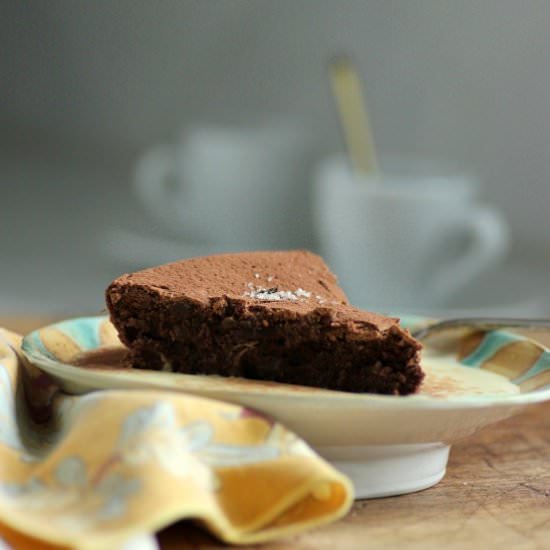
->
133;123;315;249
313;156;510;311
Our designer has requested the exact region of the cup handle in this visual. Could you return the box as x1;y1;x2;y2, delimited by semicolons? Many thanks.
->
430;206;510;301
133;145;181;226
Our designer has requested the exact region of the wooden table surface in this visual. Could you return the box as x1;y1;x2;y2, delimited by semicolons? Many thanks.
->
4;317;550;549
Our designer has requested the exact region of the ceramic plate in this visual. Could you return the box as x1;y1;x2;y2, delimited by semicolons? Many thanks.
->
22;316;550;499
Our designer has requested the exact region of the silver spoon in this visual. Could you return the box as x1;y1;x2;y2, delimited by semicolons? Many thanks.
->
411;317;550;340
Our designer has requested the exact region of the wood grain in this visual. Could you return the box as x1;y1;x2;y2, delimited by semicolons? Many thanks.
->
5;317;550;549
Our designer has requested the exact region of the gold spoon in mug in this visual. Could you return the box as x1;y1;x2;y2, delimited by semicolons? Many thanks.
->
328;55;381;180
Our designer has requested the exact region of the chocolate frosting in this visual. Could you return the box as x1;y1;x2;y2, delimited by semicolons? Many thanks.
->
108;250;399;332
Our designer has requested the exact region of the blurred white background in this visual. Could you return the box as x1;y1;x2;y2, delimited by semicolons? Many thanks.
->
1;1;549;314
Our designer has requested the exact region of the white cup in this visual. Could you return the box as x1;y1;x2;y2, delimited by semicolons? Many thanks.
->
313;156;510;311
133;123;315;249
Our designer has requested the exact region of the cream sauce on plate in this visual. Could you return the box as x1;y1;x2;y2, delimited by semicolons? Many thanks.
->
420;357;520;397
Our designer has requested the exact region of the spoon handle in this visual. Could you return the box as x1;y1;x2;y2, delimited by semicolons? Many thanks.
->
412;317;550;340
328;55;380;178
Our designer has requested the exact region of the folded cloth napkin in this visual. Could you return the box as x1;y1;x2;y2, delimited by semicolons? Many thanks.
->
0;329;353;549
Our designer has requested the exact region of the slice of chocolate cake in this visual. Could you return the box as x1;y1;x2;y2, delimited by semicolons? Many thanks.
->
106;251;423;395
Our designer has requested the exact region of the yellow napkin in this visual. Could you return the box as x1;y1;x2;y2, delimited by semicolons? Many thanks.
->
0;329;353;549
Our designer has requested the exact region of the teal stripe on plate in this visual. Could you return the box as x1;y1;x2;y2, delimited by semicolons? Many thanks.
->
25;331;56;361
513;351;550;385
461;331;525;368
50;317;105;350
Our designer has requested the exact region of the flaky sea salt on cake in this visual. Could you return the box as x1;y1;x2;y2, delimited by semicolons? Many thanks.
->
106;250;423;395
